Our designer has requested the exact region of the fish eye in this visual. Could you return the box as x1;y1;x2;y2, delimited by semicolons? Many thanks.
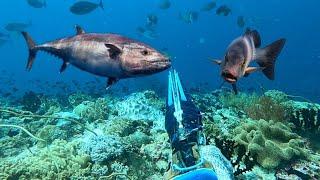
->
141;50;150;56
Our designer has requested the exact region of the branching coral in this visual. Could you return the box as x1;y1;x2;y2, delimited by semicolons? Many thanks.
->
0;124;45;142
245;95;288;122
219;91;288;122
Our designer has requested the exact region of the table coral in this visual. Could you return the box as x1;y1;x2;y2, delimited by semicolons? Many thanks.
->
233;119;307;169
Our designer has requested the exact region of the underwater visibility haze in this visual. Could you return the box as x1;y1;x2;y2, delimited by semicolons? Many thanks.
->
0;0;320;179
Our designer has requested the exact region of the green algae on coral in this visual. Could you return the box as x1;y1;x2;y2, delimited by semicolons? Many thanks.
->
73;98;109;122
233;119;307;169
1;89;319;179
219;91;288;122
0;139;91;179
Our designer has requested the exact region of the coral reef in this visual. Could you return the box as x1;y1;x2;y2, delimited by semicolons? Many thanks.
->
111;91;164;122
213;137;256;176
1;89;320;179
219;91;288;122
264;90;289;103
204;108;244;139
68;93;93;108
20;91;42;113
284;100;320;133
0;139;91;179
80;134;125;163
38;96;62;115
73;98;109;122
233;119;307;169
276;159;320;179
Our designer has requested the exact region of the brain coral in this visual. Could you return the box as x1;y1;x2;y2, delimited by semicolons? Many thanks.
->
233;119;307;169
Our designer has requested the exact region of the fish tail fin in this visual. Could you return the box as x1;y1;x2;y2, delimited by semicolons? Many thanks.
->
21;32;37;71
99;0;104;10
256;38;286;80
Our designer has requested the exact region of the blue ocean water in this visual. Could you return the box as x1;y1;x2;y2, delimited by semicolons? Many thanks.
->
0;0;319;101
1;1;320;179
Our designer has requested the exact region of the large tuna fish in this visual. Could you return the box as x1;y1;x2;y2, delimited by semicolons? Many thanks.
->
21;26;171;88
212;29;286;94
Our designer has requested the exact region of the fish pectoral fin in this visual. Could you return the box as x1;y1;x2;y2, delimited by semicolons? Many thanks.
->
106;77;119;90
105;44;122;59
244;67;265;76
59;61;69;73
209;58;222;65
75;25;85;35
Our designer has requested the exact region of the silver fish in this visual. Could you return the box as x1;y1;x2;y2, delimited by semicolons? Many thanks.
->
21;25;171;88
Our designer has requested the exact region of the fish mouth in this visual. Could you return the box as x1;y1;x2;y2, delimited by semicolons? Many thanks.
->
222;72;237;83
125;58;171;76
150;58;171;69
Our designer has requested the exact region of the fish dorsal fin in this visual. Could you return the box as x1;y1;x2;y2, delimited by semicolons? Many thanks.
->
105;44;122;59
245;28;261;48
75;25;85;35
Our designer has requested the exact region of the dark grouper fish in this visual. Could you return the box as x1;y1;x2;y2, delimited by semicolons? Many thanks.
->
27;0;46;8
21;26;171;88
70;0;104;15
212;29;286;94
